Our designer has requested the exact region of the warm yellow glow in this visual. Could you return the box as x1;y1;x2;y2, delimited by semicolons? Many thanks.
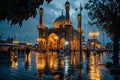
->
11;60;18;69
54;20;65;28
26;43;32;46
54;36;58;39
37;25;44;28
89;30;100;38
60;38;65;49
88;53;102;80
48;33;59;50
53;75;60;80
96;43;101;48
36;52;46;70
47;53;58;70
91;42;95;45
10;52;18;69
13;40;19;44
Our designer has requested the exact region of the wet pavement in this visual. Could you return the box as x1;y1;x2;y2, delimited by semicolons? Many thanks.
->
0;51;120;80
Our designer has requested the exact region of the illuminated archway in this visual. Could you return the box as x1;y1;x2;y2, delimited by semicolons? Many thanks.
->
60;38;65;49
47;33;59;50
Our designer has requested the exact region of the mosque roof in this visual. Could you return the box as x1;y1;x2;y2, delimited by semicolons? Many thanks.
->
54;15;65;22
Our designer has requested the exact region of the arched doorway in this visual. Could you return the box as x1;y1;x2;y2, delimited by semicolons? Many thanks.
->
47;33;59;50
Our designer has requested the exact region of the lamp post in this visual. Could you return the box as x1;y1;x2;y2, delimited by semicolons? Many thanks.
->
89;30;100;52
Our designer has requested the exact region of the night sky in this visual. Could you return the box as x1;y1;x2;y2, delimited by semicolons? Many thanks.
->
0;0;111;45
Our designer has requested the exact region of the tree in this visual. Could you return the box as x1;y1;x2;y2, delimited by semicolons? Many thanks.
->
0;0;52;26
85;0;120;65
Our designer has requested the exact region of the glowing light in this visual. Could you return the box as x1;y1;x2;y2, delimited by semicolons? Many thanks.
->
89;30;100;38
26;43;32;46
65;41;69;45
13;40;19;44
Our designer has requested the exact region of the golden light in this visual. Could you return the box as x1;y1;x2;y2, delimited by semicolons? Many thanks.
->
89;53;101;80
13;40;19;44
89;30;100;38
36;52;46;70
54;36;58;40
26;42;32;46
91;42;95;45
96;43;101;48
11;61;18;69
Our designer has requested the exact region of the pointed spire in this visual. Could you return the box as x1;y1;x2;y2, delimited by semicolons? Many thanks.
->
78;3;82;16
65;0;70;24
77;3;82;33
80;3;82;14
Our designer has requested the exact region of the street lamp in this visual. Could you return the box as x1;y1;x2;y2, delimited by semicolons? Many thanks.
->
89;30;100;52
64;41;69;50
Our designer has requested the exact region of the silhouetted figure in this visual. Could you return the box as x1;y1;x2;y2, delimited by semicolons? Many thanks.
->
17;48;20;55
26;47;30;59
86;49;90;58
7;47;13;59
26;47;30;54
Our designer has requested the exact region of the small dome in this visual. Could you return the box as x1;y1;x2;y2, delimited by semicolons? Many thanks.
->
65;1;70;5
40;7;43;11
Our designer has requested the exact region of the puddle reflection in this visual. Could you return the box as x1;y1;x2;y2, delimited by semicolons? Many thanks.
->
0;50;118;80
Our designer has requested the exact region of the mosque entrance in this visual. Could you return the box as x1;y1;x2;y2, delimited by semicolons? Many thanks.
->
47;33;59;51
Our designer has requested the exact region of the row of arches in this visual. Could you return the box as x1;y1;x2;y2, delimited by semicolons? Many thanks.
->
38;33;80;51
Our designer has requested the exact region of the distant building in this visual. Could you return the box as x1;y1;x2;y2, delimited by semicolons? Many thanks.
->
37;1;84;51
86;39;102;51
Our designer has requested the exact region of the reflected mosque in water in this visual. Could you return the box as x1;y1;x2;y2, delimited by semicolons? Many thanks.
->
37;1;84;51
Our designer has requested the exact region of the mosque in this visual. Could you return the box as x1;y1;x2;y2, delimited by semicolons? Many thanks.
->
37;1;84;51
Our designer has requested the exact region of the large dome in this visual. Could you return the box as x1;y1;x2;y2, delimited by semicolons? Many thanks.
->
55;15;65;22
54;15;66;28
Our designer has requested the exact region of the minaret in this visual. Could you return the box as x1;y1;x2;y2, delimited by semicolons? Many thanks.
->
78;4;82;33
65;0;70;24
39;7;44;28
78;13;82;33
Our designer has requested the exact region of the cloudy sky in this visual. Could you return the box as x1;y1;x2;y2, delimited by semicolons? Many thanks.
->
0;0;111;45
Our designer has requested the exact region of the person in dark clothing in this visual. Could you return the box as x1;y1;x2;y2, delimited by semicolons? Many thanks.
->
26;47;30;54
26;47;30;58
7;47;13;59
86;48;90;58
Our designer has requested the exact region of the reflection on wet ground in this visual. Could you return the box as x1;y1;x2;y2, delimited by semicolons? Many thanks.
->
0;51;120;80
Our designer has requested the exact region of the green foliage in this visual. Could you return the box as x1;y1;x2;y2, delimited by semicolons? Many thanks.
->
0;0;52;27
85;0;120;39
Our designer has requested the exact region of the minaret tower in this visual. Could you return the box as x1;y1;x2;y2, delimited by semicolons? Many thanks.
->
39;7;44;28
65;0;70;24
77;4;82;33
77;4;83;58
37;7;46;50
